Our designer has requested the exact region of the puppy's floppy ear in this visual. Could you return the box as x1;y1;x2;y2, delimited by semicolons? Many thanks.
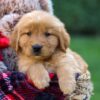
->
10;27;20;53
58;26;70;52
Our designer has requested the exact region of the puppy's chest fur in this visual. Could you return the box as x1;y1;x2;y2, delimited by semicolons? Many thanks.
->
18;51;63;74
18;49;87;74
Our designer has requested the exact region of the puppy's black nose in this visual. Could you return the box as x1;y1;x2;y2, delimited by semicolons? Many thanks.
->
32;44;42;55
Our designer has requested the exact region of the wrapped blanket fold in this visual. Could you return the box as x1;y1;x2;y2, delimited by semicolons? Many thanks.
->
0;71;93;100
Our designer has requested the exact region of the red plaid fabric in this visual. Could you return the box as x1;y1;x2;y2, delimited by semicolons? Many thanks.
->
0;71;65;100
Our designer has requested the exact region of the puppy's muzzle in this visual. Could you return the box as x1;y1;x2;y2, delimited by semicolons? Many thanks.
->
32;44;42;55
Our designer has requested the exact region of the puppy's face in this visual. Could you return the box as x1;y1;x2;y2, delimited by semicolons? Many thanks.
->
11;11;70;60
16;23;59;59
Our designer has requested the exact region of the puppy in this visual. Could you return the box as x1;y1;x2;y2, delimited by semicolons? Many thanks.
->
10;11;88;94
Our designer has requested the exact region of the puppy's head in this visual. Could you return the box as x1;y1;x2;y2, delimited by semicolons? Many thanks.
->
10;11;70;60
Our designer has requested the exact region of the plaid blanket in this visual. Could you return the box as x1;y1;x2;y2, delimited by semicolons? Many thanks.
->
0;69;93;100
0;71;66;100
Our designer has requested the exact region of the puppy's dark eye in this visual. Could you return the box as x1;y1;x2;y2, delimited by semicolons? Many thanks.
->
26;32;32;36
45;32;51;37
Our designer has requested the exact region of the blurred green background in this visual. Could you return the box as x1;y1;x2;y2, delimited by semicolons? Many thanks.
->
53;0;100;99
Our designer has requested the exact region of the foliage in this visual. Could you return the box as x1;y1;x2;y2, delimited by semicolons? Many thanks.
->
53;0;100;36
70;37;100;100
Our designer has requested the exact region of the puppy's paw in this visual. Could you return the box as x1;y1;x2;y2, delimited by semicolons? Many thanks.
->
33;72;50;89
59;79;76;95
27;69;50;89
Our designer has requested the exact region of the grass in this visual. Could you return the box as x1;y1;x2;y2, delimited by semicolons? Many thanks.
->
70;37;100;100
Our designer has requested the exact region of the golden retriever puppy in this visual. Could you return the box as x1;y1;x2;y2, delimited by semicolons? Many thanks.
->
10;11;88;95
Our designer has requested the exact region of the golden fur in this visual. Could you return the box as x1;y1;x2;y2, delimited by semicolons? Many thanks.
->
10;11;88;94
